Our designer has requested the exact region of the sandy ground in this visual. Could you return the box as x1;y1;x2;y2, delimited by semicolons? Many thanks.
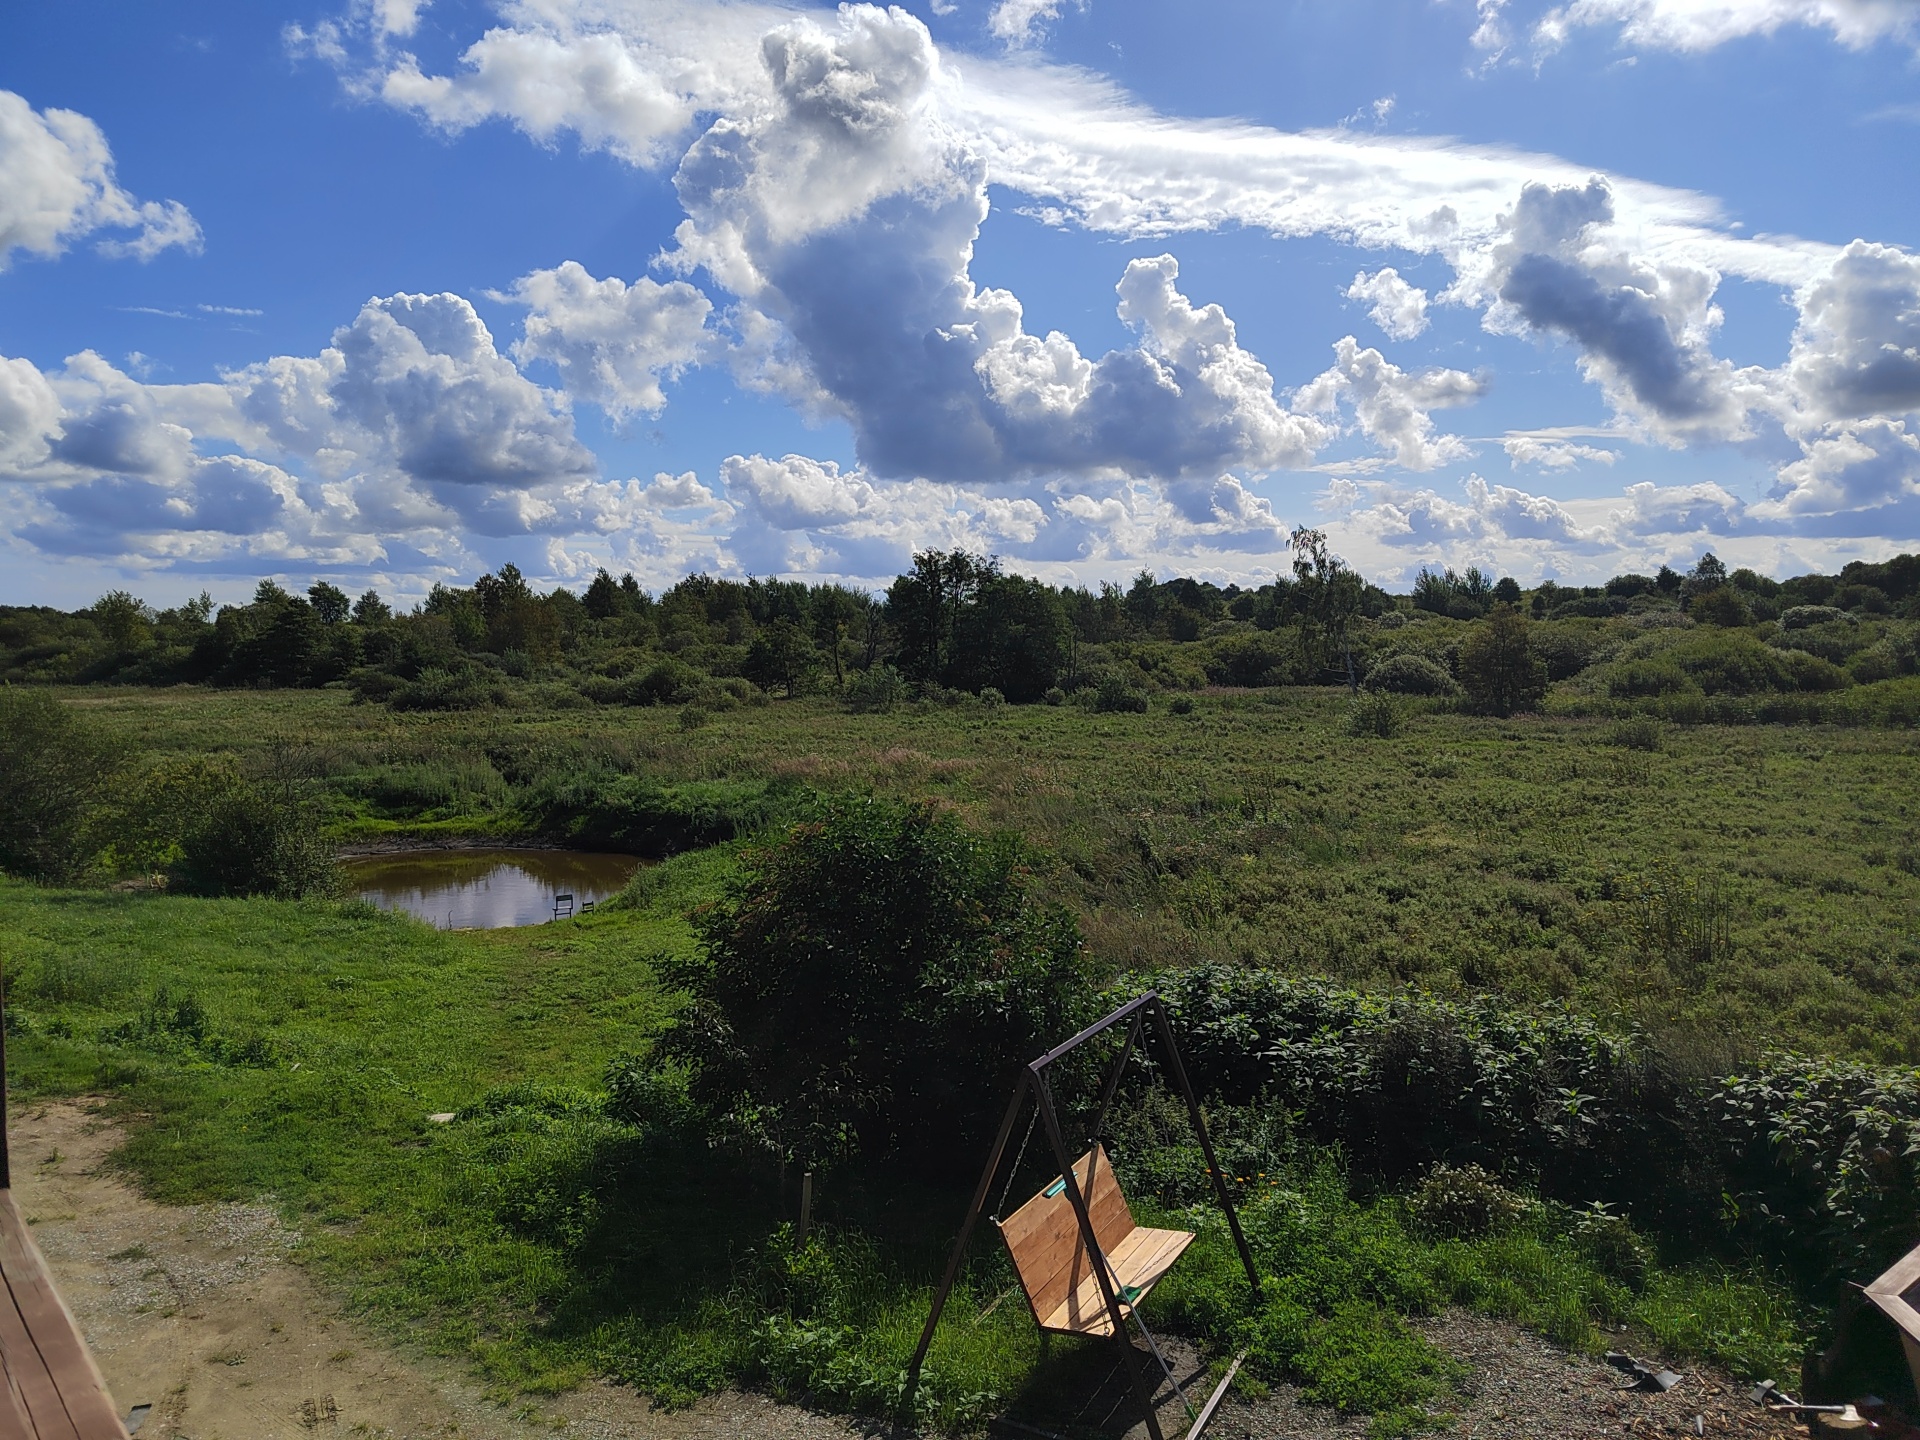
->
7;1098;1809;1440
8;1098;877;1440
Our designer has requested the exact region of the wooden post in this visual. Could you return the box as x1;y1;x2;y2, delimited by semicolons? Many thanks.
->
1150;998;1261;1300
0;963;9;1191
798;1172;813;1246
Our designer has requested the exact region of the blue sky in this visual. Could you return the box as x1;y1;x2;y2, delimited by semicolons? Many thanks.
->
2;0;1918;607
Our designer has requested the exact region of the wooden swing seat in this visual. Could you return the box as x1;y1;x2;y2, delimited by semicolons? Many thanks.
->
996;1144;1194;1338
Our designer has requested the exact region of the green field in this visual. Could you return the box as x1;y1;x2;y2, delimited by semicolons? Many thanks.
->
66;683;1920;1059
4;684;1917;1431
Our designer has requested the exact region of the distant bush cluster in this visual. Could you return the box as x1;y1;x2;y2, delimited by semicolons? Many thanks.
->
0;687;336;897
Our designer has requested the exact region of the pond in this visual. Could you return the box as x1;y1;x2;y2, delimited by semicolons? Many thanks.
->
342;848;645;929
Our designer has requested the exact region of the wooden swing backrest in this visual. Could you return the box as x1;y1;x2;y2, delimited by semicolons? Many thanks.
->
997;1144;1134;1325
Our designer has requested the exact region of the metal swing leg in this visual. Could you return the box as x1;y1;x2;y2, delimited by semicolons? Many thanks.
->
1128;1307;1191;1417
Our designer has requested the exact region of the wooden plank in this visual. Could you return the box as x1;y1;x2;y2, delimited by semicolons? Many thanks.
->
0;1193;126;1439
0;1258;76;1440
999;1148;1133;1327
1039;1228;1195;1339
0;1352;37;1440
1186;1350;1247;1440
1109;1228;1195;1295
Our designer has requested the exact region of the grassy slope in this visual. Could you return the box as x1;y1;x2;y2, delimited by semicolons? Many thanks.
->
68;685;1920;1060
0;858;700;1376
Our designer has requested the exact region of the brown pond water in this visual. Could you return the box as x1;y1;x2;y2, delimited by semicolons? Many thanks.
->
343;849;645;929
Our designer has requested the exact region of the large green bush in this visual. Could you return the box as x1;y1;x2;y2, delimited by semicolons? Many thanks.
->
660;796;1091;1172
0;689;121;880
1457;606;1547;715
170;767;341;899
1363;652;1458;696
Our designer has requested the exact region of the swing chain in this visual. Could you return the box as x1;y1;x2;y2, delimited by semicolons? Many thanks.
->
992;1097;1040;1221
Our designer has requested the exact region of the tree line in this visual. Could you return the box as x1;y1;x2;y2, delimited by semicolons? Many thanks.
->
3;541;1917;715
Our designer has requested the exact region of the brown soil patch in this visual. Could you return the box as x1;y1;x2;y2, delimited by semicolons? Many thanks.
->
8;1098;872;1440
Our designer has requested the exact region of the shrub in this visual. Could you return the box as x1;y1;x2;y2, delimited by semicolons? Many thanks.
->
678;704;712;731
604;1053;699;1134
1346;690;1403;738
1458;606;1547;716
171;767;341;899
1606;717;1663;751
1408;1163;1526;1239
388;665;510;711
1710;1056;1920;1284
1621;862;1735;978
1205;629;1298;687
977;685;1006;709
845;665;908;714
1688;586;1753;627
1042;686;1066;706
1850;637;1917;684
1609;658;1695;699
1570;1203;1652;1287
1364;653;1458;697
1092;674;1149;713
0;689;121;880
1780;605;1852;631
626;657;703;706
522;773;787;855
1168;694;1195;715
1774;619;1870;665
659;796;1091;1172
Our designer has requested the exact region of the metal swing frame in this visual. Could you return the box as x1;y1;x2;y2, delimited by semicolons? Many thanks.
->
903;992;1262;1440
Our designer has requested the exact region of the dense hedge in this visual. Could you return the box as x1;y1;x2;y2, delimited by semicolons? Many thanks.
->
1141;967;1920;1290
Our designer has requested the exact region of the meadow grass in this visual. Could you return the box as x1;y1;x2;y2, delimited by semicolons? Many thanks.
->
64;683;1920;1060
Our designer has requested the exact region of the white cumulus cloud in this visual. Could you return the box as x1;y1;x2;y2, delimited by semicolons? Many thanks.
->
1296;337;1485;471
988;0;1084;46
1346;268;1430;341
507;261;713;419
0;89;201;270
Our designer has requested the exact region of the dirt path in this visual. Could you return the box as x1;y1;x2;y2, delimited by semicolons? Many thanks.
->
8;1099;1806;1440
8;1098;872;1440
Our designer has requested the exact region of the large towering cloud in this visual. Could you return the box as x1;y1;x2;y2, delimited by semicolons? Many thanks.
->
0;89;201;269
1480;178;1753;442
666;6;1325;489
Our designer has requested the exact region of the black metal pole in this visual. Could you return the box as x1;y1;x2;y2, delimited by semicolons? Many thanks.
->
903;1074;1031;1403
1149;998;1261;1299
1034;1069;1166;1440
